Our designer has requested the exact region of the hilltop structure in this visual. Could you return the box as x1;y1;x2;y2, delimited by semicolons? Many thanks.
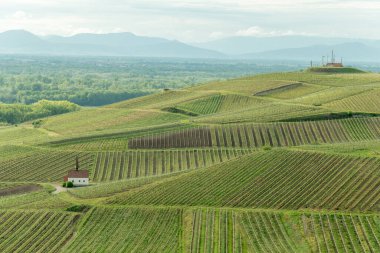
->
323;50;343;67
63;157;89;186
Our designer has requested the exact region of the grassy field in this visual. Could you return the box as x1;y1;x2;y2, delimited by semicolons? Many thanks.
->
1;69;380;252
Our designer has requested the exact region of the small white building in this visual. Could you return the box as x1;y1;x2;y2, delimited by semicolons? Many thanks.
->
64;157;89;186
64;170;89;186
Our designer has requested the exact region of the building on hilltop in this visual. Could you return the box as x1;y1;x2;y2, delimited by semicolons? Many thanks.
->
64;157;89;186
323;50;344;67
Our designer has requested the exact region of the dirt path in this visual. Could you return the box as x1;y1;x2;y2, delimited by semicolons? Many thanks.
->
51;183;69;194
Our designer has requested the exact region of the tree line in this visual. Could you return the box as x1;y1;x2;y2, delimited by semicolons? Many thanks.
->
0;100;80;124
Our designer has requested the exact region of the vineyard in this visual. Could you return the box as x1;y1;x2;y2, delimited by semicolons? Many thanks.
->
326;88;380;113
129;117;380;149
255;82;327;100
109;90;215;110
291;86;372;106
64;207;182;252
195;101;329;124
0;148;252;183
128;127;213;149
92;149;252;182
48;123;190;151
301;213;380;252
0;210;80;253
190;76;297;95
108;150;380;211
175;94;267;115
42;107;187;137
184;209;305;253
0;151;95;182
1;69;380;252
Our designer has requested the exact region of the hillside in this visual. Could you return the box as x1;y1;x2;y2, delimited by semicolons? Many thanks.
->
308;67;366;73
1;69;380;252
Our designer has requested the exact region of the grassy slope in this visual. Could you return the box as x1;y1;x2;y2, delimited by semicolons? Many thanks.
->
1;70;379;146
307;67;366;73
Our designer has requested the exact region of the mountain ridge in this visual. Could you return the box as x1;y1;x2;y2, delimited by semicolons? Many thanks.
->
241;42;380;61
2;30;380;61
0;30;224;58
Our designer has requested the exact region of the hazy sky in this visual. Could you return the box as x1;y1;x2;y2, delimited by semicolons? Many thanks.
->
0;0;379;42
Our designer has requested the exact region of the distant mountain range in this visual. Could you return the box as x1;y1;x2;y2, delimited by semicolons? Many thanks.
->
1;30;380;61
241;42;380;62
194;36;380;55
0;30;223;58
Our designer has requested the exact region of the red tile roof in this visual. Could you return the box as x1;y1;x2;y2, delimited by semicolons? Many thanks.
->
67;170;89;178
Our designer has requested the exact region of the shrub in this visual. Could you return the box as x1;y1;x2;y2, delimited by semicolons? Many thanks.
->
66;205;91;213
0;100;80;124
32;119;43;128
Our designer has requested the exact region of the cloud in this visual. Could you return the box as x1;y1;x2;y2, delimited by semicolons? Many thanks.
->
236;26;265;37
0;0;379;41
235;26;315;37
10;11;31;19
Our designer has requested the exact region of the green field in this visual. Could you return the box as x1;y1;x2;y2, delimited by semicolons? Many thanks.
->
1;69;380;252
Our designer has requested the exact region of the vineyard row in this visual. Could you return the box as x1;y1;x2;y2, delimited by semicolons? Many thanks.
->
128;117;380;149
93;149;252;182
0;210;79;253
0;151;94;182
109;150;380;212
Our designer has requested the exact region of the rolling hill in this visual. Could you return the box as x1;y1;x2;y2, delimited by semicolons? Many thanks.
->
1;68;380;252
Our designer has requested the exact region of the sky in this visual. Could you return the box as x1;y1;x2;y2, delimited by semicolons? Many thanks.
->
0;0;379;42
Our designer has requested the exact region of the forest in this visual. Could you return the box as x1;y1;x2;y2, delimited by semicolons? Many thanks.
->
0;55;305;106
